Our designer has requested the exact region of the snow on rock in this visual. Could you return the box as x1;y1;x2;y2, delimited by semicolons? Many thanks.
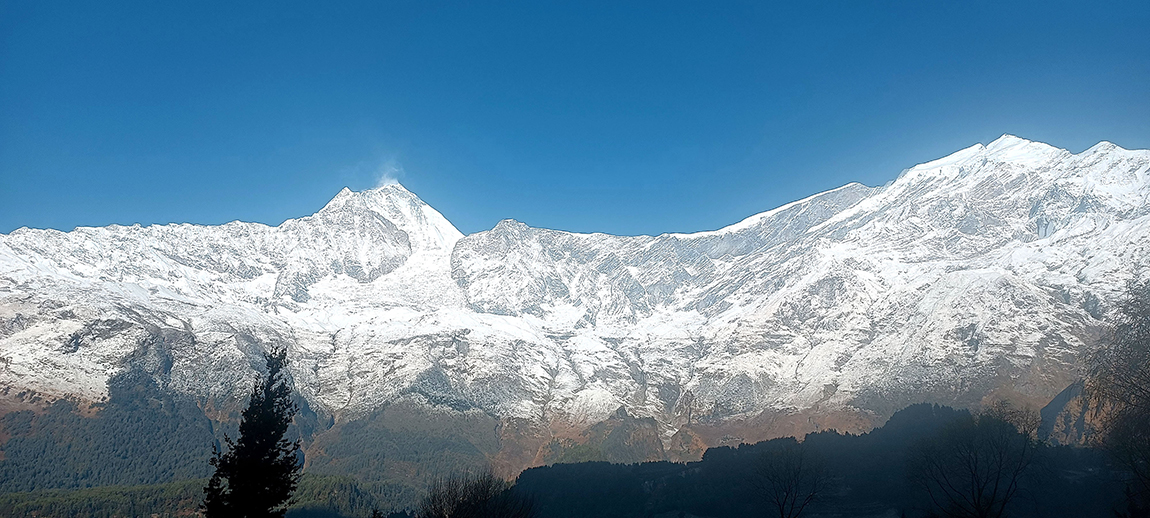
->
2;136;1149;439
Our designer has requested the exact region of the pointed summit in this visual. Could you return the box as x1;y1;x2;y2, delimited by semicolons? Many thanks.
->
983;134;1063;164
315;183;462;252
364;181;411;194
317;186;359;213
1084;140;1123;154
987;134;1032;146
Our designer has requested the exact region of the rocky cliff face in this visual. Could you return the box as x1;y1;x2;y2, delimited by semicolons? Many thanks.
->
2;135;1148;471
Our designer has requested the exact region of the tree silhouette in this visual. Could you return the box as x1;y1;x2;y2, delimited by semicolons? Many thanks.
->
753;440;828;518
202;346;302;517
1088;281;1150;509
416;469;535;518
909;402;1038;518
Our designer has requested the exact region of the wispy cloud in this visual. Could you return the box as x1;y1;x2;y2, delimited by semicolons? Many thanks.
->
375;158;404;187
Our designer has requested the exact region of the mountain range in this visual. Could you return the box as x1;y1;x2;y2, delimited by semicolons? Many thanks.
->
1;135;1148;478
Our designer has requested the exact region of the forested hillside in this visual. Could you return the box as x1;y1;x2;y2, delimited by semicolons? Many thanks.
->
0;403;1133;517
0;370;215;492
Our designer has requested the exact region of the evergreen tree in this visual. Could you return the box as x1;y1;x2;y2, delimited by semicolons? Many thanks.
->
203;346;302;517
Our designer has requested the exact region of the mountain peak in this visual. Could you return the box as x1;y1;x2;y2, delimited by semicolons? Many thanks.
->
320;183;415;212
2;134;1148;474
1084;140;1124;154
364;182;411;195
306;183;462;252
983;134;1063;163
321;186;359;211
987;134;1032;147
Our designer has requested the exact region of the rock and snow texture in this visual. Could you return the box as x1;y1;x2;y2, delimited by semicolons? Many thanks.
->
2;136;1149;438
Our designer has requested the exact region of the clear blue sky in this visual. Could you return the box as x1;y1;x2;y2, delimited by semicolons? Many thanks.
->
2;1;1148;236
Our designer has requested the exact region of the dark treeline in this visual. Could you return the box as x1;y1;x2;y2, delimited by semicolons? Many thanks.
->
0;402;1136;517
514;404;1127;518
0;474;401;518
0;374;481;508
0;478;205;518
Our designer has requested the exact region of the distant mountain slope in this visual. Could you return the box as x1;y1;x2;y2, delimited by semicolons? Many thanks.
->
1;135;1148;475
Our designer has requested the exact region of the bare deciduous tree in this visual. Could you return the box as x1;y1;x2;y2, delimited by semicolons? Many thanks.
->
416;469;535;518
1087;281;1150;507
754;440;828;518
909;402;1038;518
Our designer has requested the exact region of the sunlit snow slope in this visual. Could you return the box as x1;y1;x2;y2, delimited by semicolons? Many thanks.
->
2;135;1148;446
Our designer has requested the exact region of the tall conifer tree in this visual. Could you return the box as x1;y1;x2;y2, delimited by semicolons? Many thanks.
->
203;346;301;517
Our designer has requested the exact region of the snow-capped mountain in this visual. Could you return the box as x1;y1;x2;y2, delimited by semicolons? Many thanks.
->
2;135;1148;460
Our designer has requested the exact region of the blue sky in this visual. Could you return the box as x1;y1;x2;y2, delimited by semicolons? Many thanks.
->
2;1;1148;236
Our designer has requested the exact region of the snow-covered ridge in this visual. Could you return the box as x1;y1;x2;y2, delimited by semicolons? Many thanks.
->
1;136;1149;446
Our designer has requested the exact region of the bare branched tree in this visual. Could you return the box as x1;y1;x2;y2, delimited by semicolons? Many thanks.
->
416;469;535;518
909;403;1038;518
1087;282;1150;512
754;440;828;518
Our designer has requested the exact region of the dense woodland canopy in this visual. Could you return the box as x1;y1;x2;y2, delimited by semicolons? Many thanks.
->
0;369;216;492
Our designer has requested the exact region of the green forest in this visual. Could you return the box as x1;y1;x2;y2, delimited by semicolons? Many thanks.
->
0;401;1140;517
